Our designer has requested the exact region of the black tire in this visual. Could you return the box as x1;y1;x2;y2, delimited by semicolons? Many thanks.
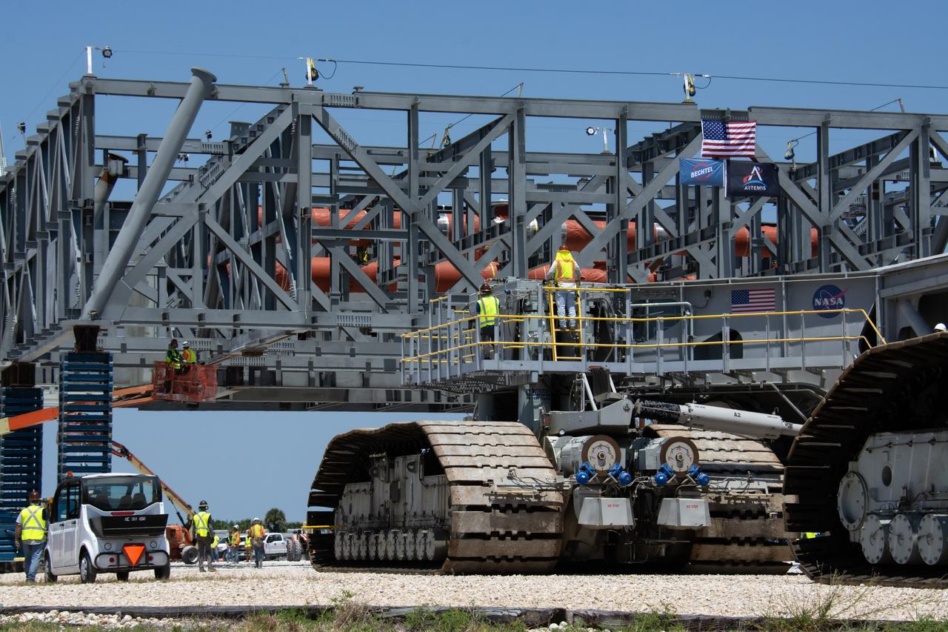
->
116;571;130;582
291;539;302;561
181;545;199;565
155;563;171;580
44;552;57;583
79;550;97;584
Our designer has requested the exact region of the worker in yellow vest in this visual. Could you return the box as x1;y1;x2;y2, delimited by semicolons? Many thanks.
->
545;242;580;331
14;490;47;583
190;500;216;572
244;528;253;562
476;283;500;359
249;517;267;568
228;525;242;564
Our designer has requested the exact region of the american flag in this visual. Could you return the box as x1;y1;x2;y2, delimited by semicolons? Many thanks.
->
701;120;757;158
731;288;776;313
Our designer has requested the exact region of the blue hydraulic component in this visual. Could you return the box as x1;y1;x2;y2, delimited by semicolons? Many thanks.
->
0;385;43;565
653;463;676;487
608;463;634;486
58;352;114;479
576;461;599;485
688;464;710;486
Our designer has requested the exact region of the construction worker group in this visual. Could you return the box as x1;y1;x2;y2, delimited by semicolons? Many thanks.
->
190;500;270;571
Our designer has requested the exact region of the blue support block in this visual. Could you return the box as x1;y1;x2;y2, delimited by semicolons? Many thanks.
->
58;352;114;480
0;386;43;564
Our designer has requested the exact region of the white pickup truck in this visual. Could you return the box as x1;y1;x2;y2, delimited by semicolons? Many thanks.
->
262;532;288;559
237;532;289;560
44;473;171;583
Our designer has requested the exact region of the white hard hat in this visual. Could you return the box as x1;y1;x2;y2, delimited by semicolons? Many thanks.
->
233;524;239;529
183;340;190;347
935;323;946;332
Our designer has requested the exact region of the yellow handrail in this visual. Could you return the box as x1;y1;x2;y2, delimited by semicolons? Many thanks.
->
401;306;882;369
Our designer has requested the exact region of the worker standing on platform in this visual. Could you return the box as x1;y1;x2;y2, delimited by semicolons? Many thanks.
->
166;339;183;371
181;341;197;368
476;282;500;359
14;490;46;583
191;500;216;572
545;241;581;332
164;339;183;394
249;517;267;568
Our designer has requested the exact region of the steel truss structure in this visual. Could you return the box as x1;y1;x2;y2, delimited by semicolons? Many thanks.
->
2;68;948;408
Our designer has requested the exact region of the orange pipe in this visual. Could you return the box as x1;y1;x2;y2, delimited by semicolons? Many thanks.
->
272;257;500;293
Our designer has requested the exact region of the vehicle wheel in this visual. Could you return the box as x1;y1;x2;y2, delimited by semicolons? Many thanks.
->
116;571;130;582
44;552;57;583
155;563;171;580
79;551;97;584
181;545;199;565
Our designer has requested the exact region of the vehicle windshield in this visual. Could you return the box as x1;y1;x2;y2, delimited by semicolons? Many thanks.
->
81;476;162;511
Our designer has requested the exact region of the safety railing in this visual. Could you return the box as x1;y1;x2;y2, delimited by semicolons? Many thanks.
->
152;362;218;403
400;285;884;389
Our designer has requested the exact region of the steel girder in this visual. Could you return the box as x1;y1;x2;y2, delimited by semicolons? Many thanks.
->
2;70;948;402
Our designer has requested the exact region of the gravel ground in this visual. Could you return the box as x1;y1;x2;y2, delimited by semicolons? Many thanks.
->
0;560;945;625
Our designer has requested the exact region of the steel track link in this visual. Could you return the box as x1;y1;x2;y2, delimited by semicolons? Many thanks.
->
647;425;793;569
308;421;565;574
785;334;948;589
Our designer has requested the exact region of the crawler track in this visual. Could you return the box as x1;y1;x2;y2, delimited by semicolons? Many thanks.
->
307;421;565;574
784;334;948;588
647;425;792;572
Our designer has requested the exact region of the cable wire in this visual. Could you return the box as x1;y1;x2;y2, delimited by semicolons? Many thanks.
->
114;49;948;91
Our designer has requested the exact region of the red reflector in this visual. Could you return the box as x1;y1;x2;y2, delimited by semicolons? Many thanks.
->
124;544;146;566
109;557;115;563
111;511;135;517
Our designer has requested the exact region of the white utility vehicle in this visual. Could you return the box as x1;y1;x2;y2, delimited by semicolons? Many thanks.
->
44;473;171;583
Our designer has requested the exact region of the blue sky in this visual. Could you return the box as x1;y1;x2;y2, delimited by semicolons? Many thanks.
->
4;0;948;522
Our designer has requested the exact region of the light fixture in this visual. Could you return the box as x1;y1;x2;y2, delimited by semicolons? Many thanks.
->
584;126;613;154
204;130;213;140
85;46;113;74
784;140;798;161
17;121;26;135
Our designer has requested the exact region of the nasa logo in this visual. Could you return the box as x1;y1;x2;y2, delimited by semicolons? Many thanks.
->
812;284;846;318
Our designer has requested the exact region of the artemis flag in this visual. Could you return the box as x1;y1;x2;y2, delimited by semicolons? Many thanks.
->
701;120;757;158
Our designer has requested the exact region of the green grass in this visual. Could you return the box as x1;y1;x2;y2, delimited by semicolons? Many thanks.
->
1;595;947;632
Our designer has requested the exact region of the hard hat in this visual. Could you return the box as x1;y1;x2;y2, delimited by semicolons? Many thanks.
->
480;282;491;294
253;517;260;523
183;340;190;347
198;500;208;509
936;323;947;332
28;490;40;501
233;524;239;529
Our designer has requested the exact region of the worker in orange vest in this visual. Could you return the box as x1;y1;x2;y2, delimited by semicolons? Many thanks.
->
228;524;242;564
